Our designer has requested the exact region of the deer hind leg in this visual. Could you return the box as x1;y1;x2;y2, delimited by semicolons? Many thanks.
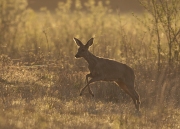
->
126;82;141;111
116;81;139;111
131;88;140;105
129;88;140;111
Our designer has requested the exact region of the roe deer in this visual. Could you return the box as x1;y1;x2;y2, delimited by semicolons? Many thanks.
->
74;37;141;111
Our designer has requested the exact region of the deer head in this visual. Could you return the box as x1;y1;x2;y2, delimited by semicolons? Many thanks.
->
73;38;94;58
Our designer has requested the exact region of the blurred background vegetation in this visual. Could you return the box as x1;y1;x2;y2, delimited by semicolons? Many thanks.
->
0;0;180;128
27;0;143;12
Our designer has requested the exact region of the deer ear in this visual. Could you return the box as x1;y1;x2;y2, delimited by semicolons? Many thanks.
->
73;38;83;46
85;38;94;48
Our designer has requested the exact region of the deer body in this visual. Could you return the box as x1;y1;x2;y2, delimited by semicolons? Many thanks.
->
87;56;134;81
74;37;140;111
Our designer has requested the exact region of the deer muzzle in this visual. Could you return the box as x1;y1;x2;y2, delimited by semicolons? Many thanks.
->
75;54;81;58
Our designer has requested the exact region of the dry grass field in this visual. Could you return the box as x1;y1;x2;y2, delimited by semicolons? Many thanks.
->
0;0;180;129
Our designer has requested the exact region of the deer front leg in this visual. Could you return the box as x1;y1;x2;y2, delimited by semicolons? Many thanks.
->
85;73;94;96
80;76;102;96
85;73;91;84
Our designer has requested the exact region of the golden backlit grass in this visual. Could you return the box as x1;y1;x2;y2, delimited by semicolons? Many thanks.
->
0;64;180;129
1;93;180;129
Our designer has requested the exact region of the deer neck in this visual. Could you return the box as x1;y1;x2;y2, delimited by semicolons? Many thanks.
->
83;51;98;67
